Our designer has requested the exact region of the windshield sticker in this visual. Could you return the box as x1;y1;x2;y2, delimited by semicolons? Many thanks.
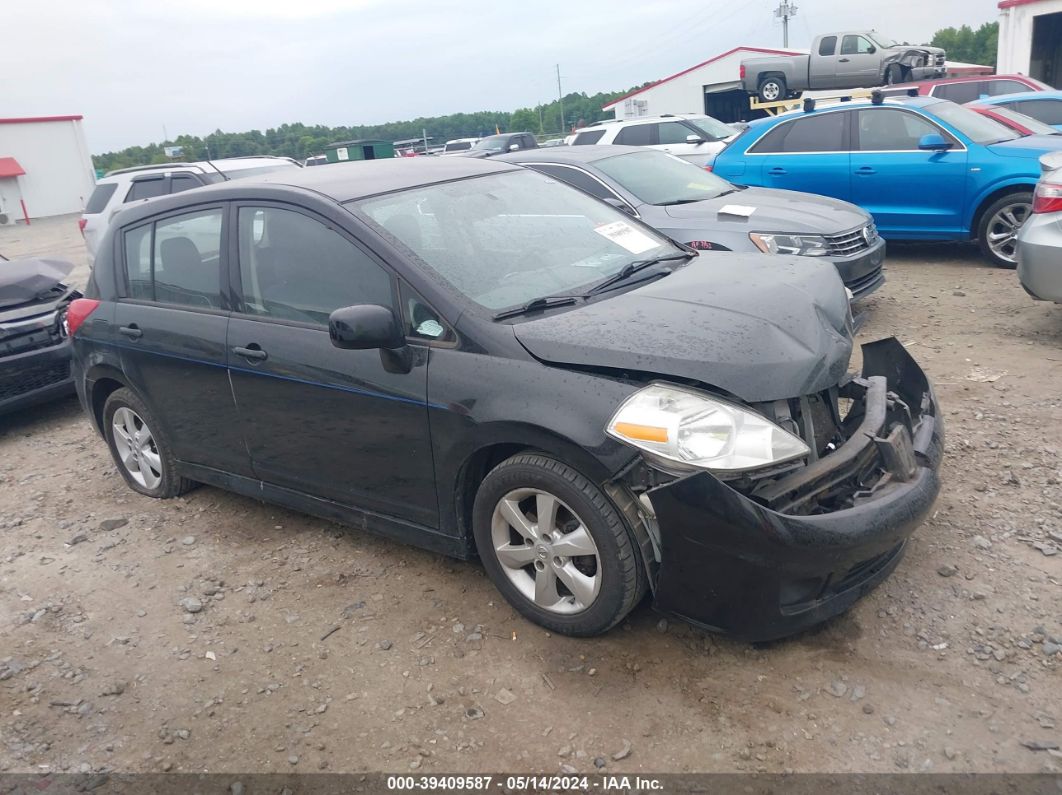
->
718;204;756;217
594;221;659;255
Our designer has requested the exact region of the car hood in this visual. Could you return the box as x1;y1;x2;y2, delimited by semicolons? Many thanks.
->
0;258;76;309
512;254;852;403
989;134;1062;158
661;187;870;234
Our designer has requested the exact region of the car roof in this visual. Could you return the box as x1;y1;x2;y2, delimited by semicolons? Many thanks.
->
112;157;524;220
499;145;660;166
980;90;1061;103
579;114;713;130
748;95;941;129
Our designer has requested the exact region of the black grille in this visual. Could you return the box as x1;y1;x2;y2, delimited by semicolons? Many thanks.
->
824;223;877;258
0;360;70;402
847;266;884;297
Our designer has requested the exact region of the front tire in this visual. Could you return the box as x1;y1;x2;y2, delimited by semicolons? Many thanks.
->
977;191;1033;268
103;387;192;498
758;76;787;103
885;64;905;85
472;453;646;636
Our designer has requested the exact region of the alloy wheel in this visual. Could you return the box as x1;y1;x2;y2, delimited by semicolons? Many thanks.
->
490;487;602;615
761;82;781;101
112;406;163;489
985;201;1031;264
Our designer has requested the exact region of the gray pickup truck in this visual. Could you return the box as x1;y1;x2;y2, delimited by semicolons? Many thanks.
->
741;32;946;102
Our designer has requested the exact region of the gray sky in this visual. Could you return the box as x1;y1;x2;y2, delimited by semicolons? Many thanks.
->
4;0;1001;153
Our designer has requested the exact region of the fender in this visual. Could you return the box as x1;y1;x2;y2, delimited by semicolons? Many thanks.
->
964;176;1038;232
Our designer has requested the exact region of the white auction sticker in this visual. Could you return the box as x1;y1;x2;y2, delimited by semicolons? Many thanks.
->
594;221;659;255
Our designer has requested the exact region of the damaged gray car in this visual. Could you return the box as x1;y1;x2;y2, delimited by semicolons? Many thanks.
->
0;254;80;414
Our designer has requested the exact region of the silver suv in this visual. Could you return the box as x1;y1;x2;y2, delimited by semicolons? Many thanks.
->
80;157;301;261
569;114;739;166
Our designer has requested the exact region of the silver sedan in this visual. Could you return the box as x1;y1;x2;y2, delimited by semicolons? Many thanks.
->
1017;154;1062;302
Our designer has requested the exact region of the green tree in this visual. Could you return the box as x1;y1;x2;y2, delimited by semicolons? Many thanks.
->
930;21;998;68
509;108;539;134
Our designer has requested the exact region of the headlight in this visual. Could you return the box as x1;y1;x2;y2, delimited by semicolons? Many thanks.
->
749;232;829;256
606;384;810;474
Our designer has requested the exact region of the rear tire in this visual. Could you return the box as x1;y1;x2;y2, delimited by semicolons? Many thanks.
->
472;453;646;636
977;191;1033;269
758;76;787;103
102;388;193;499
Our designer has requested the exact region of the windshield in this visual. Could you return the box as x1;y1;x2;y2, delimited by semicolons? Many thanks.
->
594;150;734;205
687;117;735;141
868;32;899;48
356;169;679;311
218;163;302;179
979;105;1058;136
471;135;508;153
927;101;1021;144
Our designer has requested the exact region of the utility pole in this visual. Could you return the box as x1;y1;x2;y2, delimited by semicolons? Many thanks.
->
556;64;565;135
774;1;797;48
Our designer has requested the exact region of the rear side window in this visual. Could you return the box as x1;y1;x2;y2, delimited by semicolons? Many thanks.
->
236;207;393;326
614;124;656;146
933;82;984;104
749;112;848;153
125;177;167;202
818;36;837;56
572;129;606;145
85;183;118;214
122;209;223;308
1018;100;1062;126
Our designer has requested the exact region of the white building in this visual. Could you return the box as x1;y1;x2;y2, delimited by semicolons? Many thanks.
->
603;46;804;124
997;0;1062;84
0;115;96;223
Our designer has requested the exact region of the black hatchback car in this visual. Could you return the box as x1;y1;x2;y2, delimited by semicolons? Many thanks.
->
69;158;943;640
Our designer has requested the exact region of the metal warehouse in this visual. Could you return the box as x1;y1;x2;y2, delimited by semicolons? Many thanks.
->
997;0;1062;85
0;115;96;224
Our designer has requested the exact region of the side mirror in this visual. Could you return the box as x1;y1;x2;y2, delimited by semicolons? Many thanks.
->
918;133;953;151
508;143;520;151
603;197;635;215
329;305;404;350
867;45;876;54
685;134;705;144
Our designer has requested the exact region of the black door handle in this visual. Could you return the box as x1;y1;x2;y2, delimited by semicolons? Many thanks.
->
119;324;143;340
839;58;850;62
233;345;268;361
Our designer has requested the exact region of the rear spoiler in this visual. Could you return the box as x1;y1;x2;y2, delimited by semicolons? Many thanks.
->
1040;151;1062;175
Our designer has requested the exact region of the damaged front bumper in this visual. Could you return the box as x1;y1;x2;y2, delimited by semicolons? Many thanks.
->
637;338;943;642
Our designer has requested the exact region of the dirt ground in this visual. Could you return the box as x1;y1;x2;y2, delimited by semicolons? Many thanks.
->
0;216;1060;777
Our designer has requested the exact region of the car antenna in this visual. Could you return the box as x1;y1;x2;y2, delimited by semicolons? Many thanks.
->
803;97;817;113
205;160;231;181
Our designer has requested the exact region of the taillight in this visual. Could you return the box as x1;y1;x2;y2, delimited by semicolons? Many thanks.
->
77;218;87;236
704;165;713;172
1032;182;1062;214
65;298;100;337
739;64;746;79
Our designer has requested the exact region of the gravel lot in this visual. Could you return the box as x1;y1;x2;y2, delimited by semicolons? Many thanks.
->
1;216;1060;776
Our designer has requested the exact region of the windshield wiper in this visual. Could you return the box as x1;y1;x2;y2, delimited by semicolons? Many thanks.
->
586;252;693;296
492;295;582;320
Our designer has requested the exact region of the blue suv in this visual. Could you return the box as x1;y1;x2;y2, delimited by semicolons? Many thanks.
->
711;96;1062;266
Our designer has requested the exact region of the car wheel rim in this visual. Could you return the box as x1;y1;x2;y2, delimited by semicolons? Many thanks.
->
490;487;601;615
112;406;163;489
986;201;1031;263
763;83;780;101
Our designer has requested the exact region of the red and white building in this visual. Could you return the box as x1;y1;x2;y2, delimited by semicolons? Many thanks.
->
997;0;1062;85
0;116;96;224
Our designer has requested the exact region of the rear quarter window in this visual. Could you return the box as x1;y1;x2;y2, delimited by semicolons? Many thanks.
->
614;124;656;146
572;130;606;145
84;183;118;214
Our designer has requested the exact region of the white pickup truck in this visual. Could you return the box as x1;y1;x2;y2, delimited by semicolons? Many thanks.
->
741;32;946;102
